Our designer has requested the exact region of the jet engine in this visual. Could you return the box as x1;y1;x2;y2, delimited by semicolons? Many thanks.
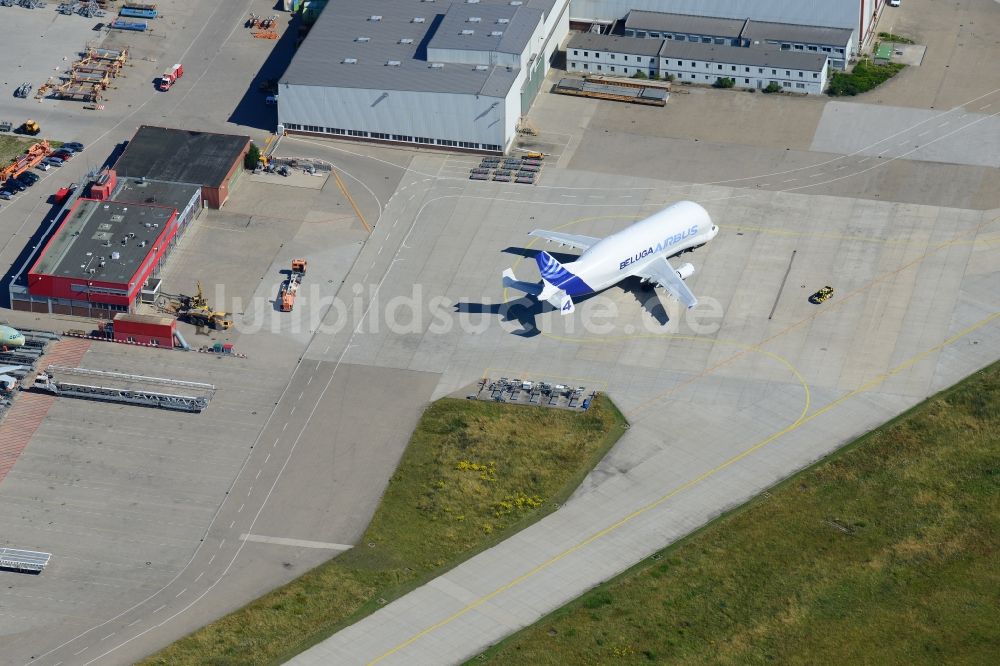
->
674;263;695;280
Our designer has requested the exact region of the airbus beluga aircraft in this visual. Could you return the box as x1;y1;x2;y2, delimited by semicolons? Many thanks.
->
503;200;718;314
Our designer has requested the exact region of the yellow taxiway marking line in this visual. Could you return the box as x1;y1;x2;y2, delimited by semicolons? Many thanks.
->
333;168;373;234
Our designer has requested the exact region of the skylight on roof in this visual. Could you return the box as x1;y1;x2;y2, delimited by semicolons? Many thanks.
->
400;37;414;44
468;16;481;22
475;64;488;70
497;18;510;24
430;63;444;68
356;36;370;42
491;30;503;36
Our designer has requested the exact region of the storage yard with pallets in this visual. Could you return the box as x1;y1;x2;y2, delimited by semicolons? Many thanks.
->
470;154;544;184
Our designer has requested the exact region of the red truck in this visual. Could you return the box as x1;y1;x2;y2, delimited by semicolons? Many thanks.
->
158;63;184;91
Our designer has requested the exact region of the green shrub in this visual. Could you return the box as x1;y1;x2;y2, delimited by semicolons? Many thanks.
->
827;60;905;96
631;70;648;79
244;143;260;170
878;31;915;44
763;81;782;93
713;77;735;89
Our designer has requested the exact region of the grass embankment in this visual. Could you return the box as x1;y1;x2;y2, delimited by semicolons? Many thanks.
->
477;363;1000;664
828;60;905;96
143;395;628;665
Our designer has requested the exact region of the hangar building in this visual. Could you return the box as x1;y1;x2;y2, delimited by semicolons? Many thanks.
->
277;0;570;153
113;126;250;209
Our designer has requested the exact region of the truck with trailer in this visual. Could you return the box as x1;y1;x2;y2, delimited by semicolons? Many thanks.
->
158;63;183;91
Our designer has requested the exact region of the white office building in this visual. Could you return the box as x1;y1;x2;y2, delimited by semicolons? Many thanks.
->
279;0;569;154
567;33;830;94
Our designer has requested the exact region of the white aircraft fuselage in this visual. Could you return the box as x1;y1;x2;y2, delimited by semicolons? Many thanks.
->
504;201;718;314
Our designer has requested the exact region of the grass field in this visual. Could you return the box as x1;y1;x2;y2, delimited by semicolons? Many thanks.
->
0;135;41;165
476;363;1000;665
142;395;628;665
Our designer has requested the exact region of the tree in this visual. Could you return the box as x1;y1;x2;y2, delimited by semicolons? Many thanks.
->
631;70;648;79
244;143;261;170
713;77;735;89
763;81;783;94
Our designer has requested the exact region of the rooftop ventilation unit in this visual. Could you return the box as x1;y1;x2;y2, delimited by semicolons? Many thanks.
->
510;0;522;4
356;36;370;42
467;0;481;3
461;29;475;35
400;38;414;44
491;30;503;36
430;62;444;68
413;17;425;22
475;64;489;70
497;17;510;24
369;15;382;21
468;16;481;22
343;58;358;64
386;60;401;66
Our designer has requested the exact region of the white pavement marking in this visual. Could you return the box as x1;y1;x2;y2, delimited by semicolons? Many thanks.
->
194;572;204;583
229;520;235;529
273;438;279;448
152;605;165;614
126;620;140;628
101;634;114;641
290;406;296;415
175;589;186;598
218;539;225;549
938;121;949;127
264;453;271;464
859;157;871;163
239;534;353;551
982;103;993;110
307;376;313;386
298;391;304;401
247;487;253;497
898;139;910;146
783;178;798;183
810;172;824;177
208;555;216;566
918;130;931;137
256;469;262;480
73;648;87;656
282;422;288;431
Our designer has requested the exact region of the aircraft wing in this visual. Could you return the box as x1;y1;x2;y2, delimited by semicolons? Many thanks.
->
635;257;699;309
528;230;601;252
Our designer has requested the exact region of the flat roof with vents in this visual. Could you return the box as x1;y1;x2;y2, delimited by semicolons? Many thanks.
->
282;0;555;96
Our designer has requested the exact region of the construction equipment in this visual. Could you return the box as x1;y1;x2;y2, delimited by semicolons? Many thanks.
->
157;282;233;330
809;286;834;304
17;119;40;135
13;82;32;98
247;12;259;28
280;259;307;312
0;121;11;133
0;140;50;183
158;63;183;91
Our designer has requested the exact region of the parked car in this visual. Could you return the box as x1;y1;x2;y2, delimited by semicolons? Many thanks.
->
57;145;77;154
265;95;278;105
0;191;13;200
18;172;39;185
6;178;25;192
53;150;73;161
43;156;63;166
62;142;85;152
37;162;50;171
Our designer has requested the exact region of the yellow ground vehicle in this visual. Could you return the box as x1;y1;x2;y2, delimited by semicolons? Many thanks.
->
19;119;41;136
809;286;834;304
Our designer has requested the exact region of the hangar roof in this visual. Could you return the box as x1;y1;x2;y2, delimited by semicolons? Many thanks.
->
281;0;554;97
428;2;542;55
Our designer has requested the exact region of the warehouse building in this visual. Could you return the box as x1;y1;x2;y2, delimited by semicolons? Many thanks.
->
16;173;201;317
567;32;830;94
113;126;250;209
570;0;883;53
277;0;569;153
623;10;853;69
